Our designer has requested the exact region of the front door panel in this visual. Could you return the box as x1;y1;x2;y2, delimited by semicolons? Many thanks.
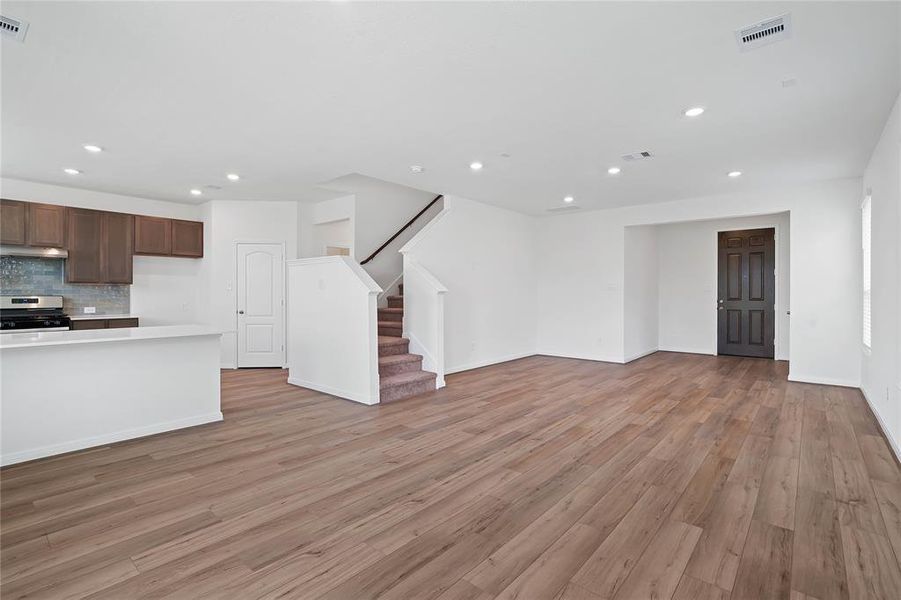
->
717;228;775;358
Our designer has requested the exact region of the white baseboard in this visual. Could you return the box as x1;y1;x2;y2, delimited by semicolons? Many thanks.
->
445;351;537;375
787;372;861;388
860;385;901;464
623;348;659;363
535;351;625;364
287;377;377;405
657;345;717;356
1;412;223;467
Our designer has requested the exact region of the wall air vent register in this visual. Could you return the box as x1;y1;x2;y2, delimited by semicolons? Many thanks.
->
0;15;28;42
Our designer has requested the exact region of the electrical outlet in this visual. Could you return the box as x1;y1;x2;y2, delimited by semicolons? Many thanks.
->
83;307;96;314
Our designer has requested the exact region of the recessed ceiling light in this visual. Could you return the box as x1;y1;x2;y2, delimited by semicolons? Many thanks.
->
607;167;621;175
82;144;103;153
470;161;483;171
684;107;705;117
190;189;203;196
728;171;742;178
226;173;240;181
563;196;574;204
410;165;424;173
63;168;81;175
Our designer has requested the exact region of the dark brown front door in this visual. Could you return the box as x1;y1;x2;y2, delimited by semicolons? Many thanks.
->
717;228;775;358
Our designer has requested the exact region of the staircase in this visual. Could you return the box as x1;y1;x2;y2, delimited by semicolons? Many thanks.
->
377;284;438;403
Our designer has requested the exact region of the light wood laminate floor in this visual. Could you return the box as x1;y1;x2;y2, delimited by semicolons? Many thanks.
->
2;353;901;599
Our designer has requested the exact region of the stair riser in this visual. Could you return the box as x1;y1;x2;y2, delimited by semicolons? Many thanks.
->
378;341;409;357
380;378;435;403
378;324;403;336
378;311;403;323
387;298;404;309
379;358;423;377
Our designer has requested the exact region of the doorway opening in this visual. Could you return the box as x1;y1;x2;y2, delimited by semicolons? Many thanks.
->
717;227;776;358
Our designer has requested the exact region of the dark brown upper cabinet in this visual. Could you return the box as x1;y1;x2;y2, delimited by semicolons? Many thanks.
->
102;212;134;284
134;215;172;256
65;209;134;284
0;199;27;245
27;203;67;248
66;208;104;283
171;219;203;257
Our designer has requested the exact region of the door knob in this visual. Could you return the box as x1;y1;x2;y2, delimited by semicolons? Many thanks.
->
238;310;245;315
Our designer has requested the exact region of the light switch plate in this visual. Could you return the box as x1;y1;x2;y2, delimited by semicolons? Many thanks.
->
83;307;96;314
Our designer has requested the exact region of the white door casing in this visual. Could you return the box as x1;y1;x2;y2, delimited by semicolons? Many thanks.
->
236;242;285;367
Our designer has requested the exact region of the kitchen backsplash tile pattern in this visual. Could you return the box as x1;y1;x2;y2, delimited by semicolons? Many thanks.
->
0;256;130;315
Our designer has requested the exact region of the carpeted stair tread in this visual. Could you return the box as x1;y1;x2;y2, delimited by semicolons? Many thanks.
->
378;336;410;356
377;307;404;322
379;353;423;366
379;370;436;388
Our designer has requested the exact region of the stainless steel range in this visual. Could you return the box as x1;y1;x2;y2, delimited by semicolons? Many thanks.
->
0;296;71;333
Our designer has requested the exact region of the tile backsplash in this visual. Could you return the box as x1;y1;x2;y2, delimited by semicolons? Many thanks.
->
0;256;130;315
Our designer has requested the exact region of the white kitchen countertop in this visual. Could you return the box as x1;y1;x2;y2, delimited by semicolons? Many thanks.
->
68;314;140;321
0;325;222;349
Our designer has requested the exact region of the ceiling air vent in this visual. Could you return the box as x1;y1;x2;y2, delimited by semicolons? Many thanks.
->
0;14;28;42
735;13;791;52
621;151;652;162
546;205;582;213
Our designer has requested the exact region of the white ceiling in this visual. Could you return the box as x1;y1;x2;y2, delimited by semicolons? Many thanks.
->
1;1;898;215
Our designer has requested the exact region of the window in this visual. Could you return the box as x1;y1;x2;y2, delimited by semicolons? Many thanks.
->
862;195;872;348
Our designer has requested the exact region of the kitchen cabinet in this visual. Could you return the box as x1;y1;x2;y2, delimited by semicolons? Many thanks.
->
70;317;139;330
0;200;27;245
66;208;104;283
102;212;133;284
66;209;134;284
1;200;67;247
27;203;67;248
171;219;203;257
107;318;139;328
135;215;203;257
134;216;172;256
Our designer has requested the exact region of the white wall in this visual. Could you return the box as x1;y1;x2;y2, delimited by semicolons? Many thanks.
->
536;214;625;362
537;178;861;386
861;92;901;458
362;198;443;295
130;256;201;326
402;256;447;387
350;179;436;262
201;200;298;368
623;225;659;362
286;256;380;405
656;213;791;360
314;219;353;255
1;178;203;326
297;194;355;259
402;195;538;373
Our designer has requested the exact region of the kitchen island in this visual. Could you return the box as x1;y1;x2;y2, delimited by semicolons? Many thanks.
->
0;325;222;466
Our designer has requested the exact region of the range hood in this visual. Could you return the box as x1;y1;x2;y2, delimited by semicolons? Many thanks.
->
0;245;68;258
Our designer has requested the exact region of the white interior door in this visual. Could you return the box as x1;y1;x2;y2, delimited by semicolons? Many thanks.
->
237;243;285;367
